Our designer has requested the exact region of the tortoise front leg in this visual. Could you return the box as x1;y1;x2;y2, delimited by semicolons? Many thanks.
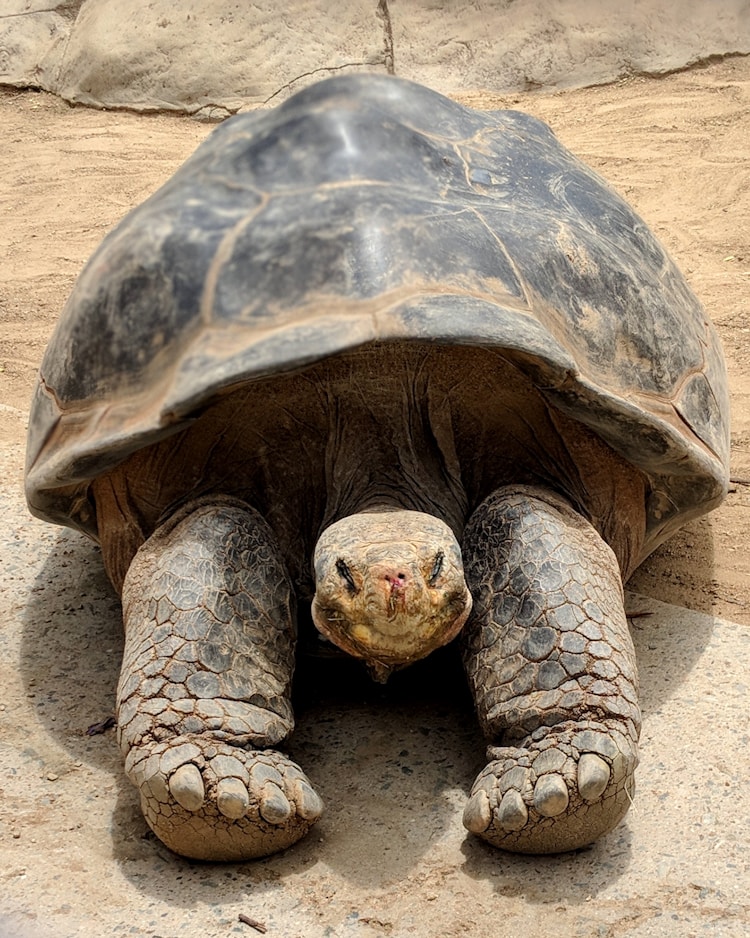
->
117;497;322;861
461;486;640;853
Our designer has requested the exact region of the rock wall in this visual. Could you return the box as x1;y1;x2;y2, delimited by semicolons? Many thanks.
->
1;0;749;115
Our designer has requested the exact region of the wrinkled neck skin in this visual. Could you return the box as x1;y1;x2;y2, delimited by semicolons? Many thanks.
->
309;347;473;680
311;509;473;682
317;346;469;537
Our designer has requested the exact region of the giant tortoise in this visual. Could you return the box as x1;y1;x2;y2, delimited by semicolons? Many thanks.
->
25;74;729;861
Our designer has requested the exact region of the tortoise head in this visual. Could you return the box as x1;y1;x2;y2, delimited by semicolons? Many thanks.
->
311;510;472;682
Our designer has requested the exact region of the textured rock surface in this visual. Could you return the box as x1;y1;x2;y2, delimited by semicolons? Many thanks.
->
0;0;388;117
393;0;750;92
53;0;387;117
0;1;76;93
1;0;749;114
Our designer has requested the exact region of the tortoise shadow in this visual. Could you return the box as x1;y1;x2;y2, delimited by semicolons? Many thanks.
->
285;646;484;886
105;647;487;895
460;820;635;906
18;526;123;771
18;513;719;902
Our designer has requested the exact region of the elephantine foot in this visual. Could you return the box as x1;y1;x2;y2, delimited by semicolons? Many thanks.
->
124;736;323;861
463;719;637;854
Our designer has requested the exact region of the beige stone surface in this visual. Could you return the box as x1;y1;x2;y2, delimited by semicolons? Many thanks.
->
0;1;74;92
393;0;750;92
1;1;750;113
53;0;387;117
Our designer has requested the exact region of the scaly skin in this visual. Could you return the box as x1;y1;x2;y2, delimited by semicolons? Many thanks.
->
117;497;322;861
461;486;640;853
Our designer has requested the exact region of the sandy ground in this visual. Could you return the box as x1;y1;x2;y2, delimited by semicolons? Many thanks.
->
1;56;749;937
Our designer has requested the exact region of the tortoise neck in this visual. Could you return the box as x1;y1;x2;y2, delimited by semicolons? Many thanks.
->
318;344;468;536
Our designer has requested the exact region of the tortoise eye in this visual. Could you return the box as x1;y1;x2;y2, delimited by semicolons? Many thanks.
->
428;551;444;585
335;559;358;593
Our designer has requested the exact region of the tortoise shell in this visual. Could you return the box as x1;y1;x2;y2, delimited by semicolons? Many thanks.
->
25;74;729;557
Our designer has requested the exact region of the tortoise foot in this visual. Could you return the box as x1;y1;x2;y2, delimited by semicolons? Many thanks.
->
125;736;323;861
463;719;637;854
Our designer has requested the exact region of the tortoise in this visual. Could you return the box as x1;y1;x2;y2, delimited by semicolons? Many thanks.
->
25;74;729;862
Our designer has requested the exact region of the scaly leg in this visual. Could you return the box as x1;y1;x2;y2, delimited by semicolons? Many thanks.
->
461;486;640;853
117;496;322;861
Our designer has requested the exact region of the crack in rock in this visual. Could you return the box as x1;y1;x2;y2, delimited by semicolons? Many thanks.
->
376;0;395;74
263;61;386;106
0;10;65;18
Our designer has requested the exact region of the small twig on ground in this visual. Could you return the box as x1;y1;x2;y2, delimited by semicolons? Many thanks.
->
625;610;653;620
85;715;116;735
238;914;268;933
729;476;750;486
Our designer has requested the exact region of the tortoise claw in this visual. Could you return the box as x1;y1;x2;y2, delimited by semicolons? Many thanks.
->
464;720;637;853
169;763;205;812
126;737;323;860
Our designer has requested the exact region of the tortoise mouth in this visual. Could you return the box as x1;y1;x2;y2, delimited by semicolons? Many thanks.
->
311;585;473;674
